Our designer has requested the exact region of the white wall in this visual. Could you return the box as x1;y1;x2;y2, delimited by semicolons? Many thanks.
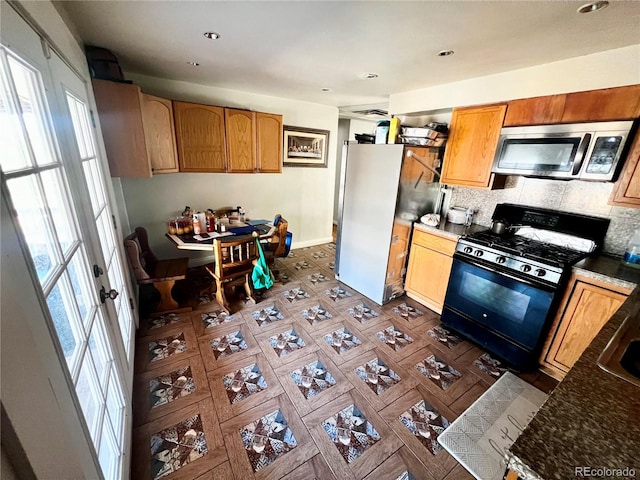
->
119;73;339;264
347;118;376;139
390;44;640;114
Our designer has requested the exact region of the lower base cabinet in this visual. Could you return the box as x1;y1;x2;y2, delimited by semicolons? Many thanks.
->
404;227;457;314
539;272;631;380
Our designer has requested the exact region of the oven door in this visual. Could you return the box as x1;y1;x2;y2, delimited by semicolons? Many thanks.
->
443;257;556;351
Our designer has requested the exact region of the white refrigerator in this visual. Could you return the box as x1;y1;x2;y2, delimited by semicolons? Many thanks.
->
335;142;441;304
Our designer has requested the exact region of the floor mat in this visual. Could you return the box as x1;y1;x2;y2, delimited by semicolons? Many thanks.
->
437;371;548;480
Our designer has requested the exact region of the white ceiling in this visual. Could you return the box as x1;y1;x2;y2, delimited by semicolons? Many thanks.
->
61;1;640;110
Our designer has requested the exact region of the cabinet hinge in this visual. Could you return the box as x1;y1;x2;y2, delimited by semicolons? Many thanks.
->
90;110;97;128
111;214;117;230
129;297;135;311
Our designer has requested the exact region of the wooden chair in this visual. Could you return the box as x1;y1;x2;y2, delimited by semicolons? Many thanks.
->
263;215;289;275
124;227;191;314
205;234;259;313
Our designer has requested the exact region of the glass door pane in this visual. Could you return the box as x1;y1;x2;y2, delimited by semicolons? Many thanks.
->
66;91;134;361
1;42;130;479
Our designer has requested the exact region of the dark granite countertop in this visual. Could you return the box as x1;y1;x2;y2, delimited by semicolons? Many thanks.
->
413;220;487;240
509;285;640;479
573;254;640;291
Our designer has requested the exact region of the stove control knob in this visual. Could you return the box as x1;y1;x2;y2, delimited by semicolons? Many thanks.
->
520;264;532;273
535;269;546;277
463;246;473;254
496;256;506;264
474;250;483;257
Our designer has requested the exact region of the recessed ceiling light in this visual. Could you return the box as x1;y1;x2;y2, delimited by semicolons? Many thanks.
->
187;61;200;66
321;87;332;92
203;32;220;40
438;50;455;57
577;1;609;13
362;73;379;79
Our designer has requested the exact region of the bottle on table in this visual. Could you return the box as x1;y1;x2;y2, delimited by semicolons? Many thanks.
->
193;215;202;235
206;209;215;232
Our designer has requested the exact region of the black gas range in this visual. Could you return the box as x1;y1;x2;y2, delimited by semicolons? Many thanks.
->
441;204;610;370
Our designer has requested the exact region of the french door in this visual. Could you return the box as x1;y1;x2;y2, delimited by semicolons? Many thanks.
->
1;8;133;480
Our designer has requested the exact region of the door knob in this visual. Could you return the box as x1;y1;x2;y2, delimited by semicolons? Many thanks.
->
100;286;119;303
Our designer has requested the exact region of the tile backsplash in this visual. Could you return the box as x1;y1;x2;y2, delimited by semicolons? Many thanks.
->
447;177;640;256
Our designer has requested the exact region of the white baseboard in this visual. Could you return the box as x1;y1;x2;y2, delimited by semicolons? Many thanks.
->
291;237;335;249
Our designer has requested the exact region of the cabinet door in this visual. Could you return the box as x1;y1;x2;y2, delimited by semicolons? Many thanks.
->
405;244;453;313
610;131;640;207
504;95;566;126
401;146;439;184
256;112;283;173
440;104;507;188
561;85;640;122
141;94;178;173
542;275;629;378
92;79;151;177
386;222;411;294
225;108;256;173
173;101;226;172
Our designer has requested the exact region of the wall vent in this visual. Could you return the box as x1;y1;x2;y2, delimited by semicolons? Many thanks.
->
351;108;389;117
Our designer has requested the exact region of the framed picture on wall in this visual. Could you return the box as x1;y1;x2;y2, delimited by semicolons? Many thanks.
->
283;125;330;168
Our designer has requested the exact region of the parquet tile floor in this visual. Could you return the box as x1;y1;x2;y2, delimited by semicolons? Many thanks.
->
132;243;557;480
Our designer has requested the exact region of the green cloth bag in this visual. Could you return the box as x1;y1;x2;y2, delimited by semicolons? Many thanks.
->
252;236;274;290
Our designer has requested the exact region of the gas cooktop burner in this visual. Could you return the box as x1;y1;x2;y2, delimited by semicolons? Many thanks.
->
463;230;588;268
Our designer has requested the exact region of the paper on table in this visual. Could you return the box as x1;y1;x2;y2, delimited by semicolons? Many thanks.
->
193;232;233;241
247;219;270;226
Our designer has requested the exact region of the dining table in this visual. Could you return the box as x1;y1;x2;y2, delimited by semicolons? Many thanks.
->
166;222;276;251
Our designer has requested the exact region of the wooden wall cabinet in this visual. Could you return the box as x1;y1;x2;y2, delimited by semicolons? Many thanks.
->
440;104;507;189
225;109;283;173
173;101;227;172
140;94;179;174
256;112;283;173
404;227;457;314
610;129;640;207
505;85;640;126
503;95;566;126
225;108;256;173
92;81;179;177
561;85;640;123
539;273;631;381
92;79;152;178
173;104;282;174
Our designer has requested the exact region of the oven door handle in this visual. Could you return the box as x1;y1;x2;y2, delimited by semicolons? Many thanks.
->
453;256;557;292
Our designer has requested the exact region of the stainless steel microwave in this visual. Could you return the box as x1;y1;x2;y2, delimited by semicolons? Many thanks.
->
491;121;634;181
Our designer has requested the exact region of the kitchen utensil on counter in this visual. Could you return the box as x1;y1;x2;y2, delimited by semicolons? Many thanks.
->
490;219;524;235
447;207;467;225
420;213;440;227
